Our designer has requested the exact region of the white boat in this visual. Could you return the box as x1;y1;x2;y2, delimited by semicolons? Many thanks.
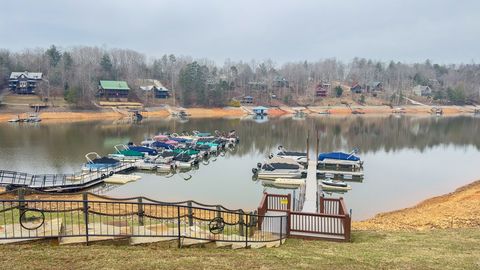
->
274;146;308;164
320;179;352;191
253;157;305;180
262;178;305;189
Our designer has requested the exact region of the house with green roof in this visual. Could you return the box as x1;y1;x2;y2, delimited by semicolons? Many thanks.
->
97;80;130;100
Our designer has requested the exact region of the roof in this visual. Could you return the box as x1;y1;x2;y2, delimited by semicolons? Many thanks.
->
137;79;169;91
369;81;382;87
253;106;268;110
413;85;431;91
10;72;43;80
99;80;130;91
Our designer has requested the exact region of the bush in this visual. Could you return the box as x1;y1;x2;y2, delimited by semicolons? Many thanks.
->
227;99;241;107
335;86;343;97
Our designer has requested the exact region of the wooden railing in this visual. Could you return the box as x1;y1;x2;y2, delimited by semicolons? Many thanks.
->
257;192;351;241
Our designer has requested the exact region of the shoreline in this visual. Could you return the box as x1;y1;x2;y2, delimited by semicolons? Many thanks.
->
353;179;480;231
0;105;477;123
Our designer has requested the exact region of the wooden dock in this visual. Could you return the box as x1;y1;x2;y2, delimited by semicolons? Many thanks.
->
302;160;319;213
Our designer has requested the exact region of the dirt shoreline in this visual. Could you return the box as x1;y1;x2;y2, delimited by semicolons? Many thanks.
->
0;105;476;123
353;180;480;231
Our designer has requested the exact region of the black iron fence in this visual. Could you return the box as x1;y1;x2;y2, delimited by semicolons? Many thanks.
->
0;189;287;247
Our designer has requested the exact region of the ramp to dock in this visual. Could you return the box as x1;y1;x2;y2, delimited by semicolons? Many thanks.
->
302;160;318;213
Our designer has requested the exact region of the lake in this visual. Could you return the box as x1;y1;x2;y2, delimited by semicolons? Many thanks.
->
1;115;479;220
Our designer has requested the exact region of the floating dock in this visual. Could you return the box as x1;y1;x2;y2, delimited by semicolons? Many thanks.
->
302;160;319;213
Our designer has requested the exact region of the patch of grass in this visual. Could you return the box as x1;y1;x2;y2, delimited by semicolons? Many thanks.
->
0;229;479;269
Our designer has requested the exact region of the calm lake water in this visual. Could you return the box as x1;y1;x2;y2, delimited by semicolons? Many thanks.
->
1;115;480;220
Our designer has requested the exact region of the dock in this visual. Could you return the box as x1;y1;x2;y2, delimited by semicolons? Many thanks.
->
302;160;319;212
0;162;136;192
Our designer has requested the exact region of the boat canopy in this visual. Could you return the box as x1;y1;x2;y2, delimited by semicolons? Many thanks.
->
151;141;175;150
118;149;145;157
318;152;360;161
128;146;158;156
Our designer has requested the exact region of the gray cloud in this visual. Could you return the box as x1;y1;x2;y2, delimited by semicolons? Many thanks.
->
1;0;479;64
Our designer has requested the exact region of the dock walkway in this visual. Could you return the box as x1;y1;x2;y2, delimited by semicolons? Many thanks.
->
301;160;319;213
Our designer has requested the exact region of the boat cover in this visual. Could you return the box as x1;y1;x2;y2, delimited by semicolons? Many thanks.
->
321;180;348;187
91;157;119;164
173;149;199;155
151;141;175;150
119;150;145;157
262;163;300;171
128;146;158;156
170;137;190;143
318;152;360;161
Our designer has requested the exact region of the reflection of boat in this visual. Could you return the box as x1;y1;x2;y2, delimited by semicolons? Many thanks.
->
292;110;307;120
320;179;351;191
274;146;307;164
253;157;304;180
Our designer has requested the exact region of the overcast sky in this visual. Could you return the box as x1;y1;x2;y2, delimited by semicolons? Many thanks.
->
1;0;479;64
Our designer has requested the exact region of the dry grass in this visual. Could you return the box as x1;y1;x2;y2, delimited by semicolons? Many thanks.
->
354;180;480;231
0;229;479;269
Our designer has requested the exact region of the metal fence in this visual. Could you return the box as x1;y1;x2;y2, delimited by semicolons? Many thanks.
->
0;190;287;247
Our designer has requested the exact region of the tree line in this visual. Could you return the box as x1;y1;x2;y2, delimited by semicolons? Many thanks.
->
0;45;479;107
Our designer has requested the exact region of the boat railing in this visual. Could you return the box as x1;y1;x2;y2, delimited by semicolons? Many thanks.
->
0;191;288;246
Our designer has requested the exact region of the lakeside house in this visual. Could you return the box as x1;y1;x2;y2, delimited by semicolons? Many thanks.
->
413;85;432;96
253;106;268;115
315;82;330;97
242;95;254;104
97;80;130;100
367;82;383;93
138;79;170;99
8;71;43;94
350;83;364;94
248;81;267;90
272;76;289;88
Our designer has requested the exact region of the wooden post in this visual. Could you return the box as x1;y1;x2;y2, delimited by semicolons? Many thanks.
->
187;201;193;226
216;205;221;218
319;196;325;214
137;197;144;226
306;132;310;162
82;192;89;245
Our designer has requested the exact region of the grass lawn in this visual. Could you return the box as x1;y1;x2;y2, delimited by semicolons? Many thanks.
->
0;229;479;270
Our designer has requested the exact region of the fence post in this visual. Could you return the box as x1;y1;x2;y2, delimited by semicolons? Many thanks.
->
238;210;244;237
82;192;89;246
187;201;193;226
216;205;221;218
280;215;283;244
177;206;181;248
286;194;291;236
18;188;26;222
319;196;325;213
245;215;248;248
137;197;144;226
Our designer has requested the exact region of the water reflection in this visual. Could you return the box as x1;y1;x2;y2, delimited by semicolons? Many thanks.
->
0;115;479;220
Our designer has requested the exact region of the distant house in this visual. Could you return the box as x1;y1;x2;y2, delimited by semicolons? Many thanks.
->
315;82;330;97
412;85;432;96
97;80;130;99
8;71;43;94
242;96;254;104
248;81;267;90
272;76;289;88
367;82;383;93
138;79;170;99
350;83;364;94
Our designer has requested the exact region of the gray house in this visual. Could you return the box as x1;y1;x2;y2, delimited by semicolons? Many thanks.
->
412;85;432;96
